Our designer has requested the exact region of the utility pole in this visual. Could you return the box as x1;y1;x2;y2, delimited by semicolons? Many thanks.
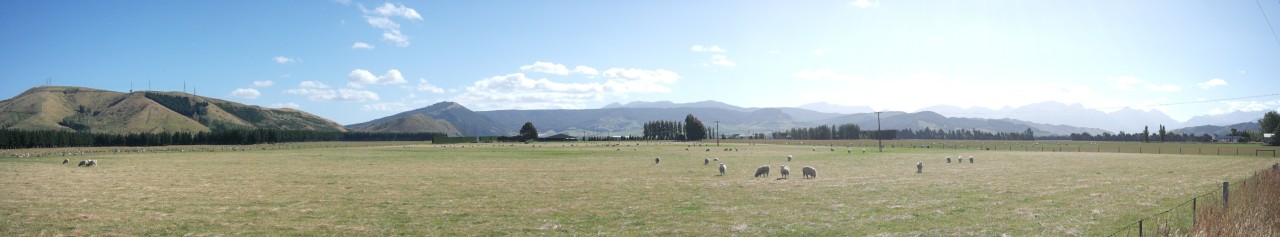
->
715;121;720;146
876;112;883;153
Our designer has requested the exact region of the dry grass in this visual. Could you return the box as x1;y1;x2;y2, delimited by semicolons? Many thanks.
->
1191;167;1280;236
2;141;1275;236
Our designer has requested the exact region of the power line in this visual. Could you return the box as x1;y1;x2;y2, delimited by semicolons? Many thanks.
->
1259;0;1280;47
936;92;1280;115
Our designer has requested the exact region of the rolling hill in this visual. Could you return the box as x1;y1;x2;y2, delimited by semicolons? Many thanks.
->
345;101;509;136
0;86;346;133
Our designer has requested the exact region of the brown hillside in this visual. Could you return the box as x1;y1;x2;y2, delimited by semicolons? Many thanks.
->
353;114;462;136
0;86;346;133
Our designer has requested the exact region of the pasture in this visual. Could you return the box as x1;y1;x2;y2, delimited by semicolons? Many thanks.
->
2;141;1276;236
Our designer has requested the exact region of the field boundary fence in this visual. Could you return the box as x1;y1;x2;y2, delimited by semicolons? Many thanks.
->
1105;163;1280;236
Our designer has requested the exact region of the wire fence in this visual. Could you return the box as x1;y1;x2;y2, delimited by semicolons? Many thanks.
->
1106;164;1280;236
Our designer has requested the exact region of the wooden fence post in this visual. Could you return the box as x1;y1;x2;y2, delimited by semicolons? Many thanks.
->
1192;197;1197;228
1139;219;1144;237
1223;182;1229;209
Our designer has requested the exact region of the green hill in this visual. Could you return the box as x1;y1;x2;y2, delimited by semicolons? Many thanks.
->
346;101;510;136
0;86;346;133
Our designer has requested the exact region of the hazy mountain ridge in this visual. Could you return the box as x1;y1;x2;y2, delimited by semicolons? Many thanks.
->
0;86;346;133
345;101;510;136
1170;122;1261;136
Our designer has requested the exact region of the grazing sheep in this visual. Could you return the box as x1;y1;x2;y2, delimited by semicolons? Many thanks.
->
719;163;727;175
802;166;817;179
62;159;69;164
704;158;710;165
713;158;719;161
86;160;97;167
946;156;951;163
77;160;87;167
655;157;661;165
779;165;791;179
969;156;974;163
916;161;923;173
787;155;793;162
862;148;866;153
847;149;851;154
754;166;770;178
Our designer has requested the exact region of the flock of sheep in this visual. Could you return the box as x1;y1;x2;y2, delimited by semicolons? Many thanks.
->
659;153;819;180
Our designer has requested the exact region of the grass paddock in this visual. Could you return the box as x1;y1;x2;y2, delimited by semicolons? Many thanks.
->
2;141;1275;236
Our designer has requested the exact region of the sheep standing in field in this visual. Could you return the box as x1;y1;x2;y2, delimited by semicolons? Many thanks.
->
704;157;710;165
946;156;951;163
916;161;923;173
655;157;661;165
719;163;727;176
754;166;770;178
779;165;791;179
713;158;719;161
802;166;817;179
77;160;87;167
62;159;69;164
787;155;793;162
968;156;974;163
85;160;97;167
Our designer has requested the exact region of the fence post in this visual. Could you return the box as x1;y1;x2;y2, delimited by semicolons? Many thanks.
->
1139;219;1144;237
1223;182;1229;209
1192;197;1197;228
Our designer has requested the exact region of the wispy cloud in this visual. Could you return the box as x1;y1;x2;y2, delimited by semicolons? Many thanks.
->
359;3;423;47
252;80;274;88
710;55;736;67
691;45;734;67
352;42;375;49
456;63;679;110
273;56;297;64
229;88;261;99
519;61;599;76
1196;78;1228;89
690;45;725;52
401;78;446;93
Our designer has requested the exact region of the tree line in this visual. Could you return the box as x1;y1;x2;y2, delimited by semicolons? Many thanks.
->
771;124;862;140
641;114;709;141
0;129;444;149
895;127;1035;140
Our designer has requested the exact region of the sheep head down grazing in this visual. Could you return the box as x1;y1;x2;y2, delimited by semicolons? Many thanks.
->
754;166;770;178
801;166;817;179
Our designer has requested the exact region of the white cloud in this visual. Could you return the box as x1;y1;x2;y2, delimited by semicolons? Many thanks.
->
272;102;301;109
519;61;598;76
402;78;446;93
367;3;422;20
813;49;831;56
359;3;422;47
1196;78;1228;89
1144;84;1181;92
228;88;261;99
347;69;408;88
252;80;274;88
352;42;376;49
273;56;296;64
1222;100;1280;113
848;0;880;8
455;66;679;110
710;54;736;67
299;81;330;89
286;87;380;102
691;45;725;52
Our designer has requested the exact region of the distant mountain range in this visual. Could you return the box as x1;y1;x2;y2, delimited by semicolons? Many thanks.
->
1170;122;1260;136
2;86;1266;137
0;86;345;133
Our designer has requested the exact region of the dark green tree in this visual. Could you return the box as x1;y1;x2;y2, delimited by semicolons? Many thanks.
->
519;122;538;141
683;114;707;141
1158;125;1166;142
1261;111;1280;146
1142;126;1150;143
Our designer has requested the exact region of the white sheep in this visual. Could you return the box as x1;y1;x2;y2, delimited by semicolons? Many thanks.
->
779;165;791;179
713;158;719;161
719;163;727;176
754;166;770;178
802;166;817;179
968;156;974;163
917;161;923;173
86;160;97;167
787;155;793;162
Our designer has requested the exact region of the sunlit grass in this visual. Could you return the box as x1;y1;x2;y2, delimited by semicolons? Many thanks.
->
2;141;1275;236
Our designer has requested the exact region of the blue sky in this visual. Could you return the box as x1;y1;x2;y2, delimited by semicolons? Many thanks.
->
2;0;1279;125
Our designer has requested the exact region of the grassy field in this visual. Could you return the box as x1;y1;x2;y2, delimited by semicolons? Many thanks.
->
2;141;1276;236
